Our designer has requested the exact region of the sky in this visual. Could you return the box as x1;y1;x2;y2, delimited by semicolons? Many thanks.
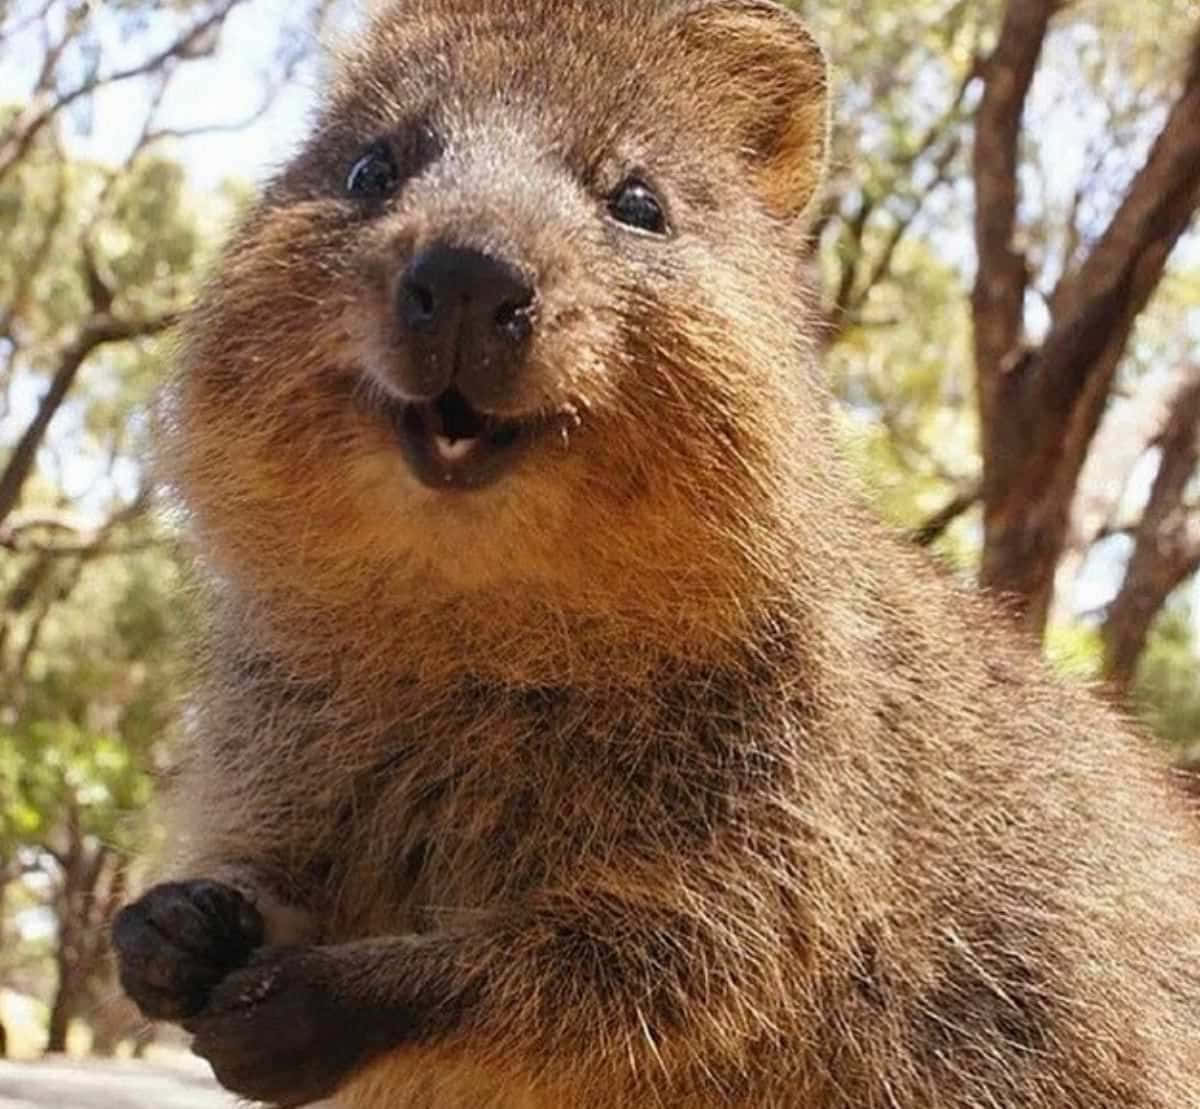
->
1;0;333;189
119;0;332;190
0;0;332;512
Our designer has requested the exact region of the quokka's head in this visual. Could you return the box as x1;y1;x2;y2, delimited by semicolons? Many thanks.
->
165;0;831;626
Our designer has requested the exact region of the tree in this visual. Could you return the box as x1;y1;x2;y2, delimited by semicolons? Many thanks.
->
803;0;1200;721
971;2;1200;643
0;0;333;1055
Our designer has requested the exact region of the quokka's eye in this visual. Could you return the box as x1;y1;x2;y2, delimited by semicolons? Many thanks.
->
346;142;400;199
608;178;668;235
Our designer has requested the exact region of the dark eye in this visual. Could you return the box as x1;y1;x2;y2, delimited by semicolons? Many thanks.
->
608;179;667;235
346;143;399;199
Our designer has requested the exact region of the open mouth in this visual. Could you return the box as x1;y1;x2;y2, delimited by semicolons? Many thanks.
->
388;386;537;490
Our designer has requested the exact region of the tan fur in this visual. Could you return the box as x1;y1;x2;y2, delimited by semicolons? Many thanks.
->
154;0;1200;1105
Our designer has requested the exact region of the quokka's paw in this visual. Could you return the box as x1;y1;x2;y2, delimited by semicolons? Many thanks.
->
184;945;375;1107
112;879;265;1021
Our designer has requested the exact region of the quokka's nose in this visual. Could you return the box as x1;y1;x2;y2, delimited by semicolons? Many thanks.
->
393;243;536;402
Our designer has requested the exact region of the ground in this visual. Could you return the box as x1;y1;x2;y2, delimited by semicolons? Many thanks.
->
0;1056;231;1108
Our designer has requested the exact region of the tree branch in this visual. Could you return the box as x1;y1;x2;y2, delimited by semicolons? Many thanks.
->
970;0;1055;417
0;487;155;557
0;0;244;183
0;313;177;527
0;0;59;47
973;22;1200;635
910;484;982;547
825;61;975;345
849;134;962;317
0;156;67;347
1101;367;1200;693
1063;365;1196;562
1038;31;1200;425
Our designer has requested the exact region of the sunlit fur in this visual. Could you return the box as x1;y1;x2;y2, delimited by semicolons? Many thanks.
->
156;0;1200;1106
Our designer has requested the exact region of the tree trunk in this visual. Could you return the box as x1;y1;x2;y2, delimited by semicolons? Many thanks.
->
971;11;1200;639
45;954;74;1054
1101;370;1200;694
45;857;83;1055
42;820;127;1057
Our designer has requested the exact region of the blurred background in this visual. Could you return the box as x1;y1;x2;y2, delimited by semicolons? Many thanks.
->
0;0;1197;1091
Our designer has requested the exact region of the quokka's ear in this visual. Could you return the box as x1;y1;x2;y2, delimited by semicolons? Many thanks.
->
669;0;830;221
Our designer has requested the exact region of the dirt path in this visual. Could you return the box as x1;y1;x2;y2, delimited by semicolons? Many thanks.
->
0;1057;233;1109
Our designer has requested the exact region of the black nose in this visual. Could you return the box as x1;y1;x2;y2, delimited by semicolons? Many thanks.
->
394;244;535;403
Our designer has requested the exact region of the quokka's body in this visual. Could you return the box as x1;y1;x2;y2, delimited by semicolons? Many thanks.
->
113;2;1200;1106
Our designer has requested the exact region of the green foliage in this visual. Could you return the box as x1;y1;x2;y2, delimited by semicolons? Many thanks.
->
1044;620;1104;684
0;547;186;965
0;44;206;1056
1133;599;1200;753
0;531;187;1050
828;235;978;556
0;724;152;863
0;145;201;332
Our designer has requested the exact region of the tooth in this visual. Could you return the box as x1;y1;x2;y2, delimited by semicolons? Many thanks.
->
435;435;477;461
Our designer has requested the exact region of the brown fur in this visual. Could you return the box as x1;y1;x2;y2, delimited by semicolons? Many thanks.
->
149;0;1200;1105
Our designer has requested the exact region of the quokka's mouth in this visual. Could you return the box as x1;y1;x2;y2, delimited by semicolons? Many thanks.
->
388;386;539;490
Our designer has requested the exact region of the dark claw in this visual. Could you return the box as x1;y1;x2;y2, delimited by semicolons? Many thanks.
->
112;880;265;1021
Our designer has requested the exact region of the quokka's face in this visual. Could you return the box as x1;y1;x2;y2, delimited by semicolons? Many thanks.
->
169;0;829;599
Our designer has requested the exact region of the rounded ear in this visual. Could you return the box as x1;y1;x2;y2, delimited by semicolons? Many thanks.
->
669;0;830;221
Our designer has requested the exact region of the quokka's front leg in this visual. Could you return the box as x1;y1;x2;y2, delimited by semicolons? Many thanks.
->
112;866;326;1102
174;899;734;1108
